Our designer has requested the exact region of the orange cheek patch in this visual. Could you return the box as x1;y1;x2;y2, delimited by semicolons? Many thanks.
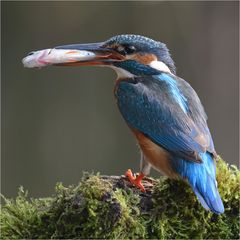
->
130;53;157;65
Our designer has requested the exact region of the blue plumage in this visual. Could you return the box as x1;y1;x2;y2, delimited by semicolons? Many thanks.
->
115;71;224;214
116;74;208;161
171;152;224;214
158;73;188;113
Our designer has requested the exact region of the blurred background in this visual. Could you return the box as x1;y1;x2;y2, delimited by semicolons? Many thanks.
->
2;1;239;198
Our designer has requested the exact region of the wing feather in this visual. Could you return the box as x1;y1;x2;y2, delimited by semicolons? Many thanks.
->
115;74;215;162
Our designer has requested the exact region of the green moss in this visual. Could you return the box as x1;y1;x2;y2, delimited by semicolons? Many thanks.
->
0;187;52;239
1;157;239;239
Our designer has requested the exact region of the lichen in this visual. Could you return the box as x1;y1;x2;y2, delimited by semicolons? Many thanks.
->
1;157;239;239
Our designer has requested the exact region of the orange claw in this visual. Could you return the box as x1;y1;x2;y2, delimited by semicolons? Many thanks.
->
125;169;146;192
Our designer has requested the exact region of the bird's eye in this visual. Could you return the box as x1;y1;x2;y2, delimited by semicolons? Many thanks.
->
124;45;136;54
116;45;136;55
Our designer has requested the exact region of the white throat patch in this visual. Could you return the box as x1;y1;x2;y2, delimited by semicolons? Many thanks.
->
149;60;171;74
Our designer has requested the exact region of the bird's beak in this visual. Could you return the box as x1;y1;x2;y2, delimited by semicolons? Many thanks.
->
22;42;124;68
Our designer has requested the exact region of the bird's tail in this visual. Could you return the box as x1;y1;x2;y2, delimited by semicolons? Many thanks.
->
173;152;224;214
192;179;224;214
190;152;224;214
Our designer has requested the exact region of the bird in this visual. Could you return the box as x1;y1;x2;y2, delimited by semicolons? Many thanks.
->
22;34;224;214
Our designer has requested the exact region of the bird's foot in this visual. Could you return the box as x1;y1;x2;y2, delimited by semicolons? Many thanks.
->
125;169;146;192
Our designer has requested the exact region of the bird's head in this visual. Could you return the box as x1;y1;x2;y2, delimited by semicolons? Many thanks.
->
22;34;176;77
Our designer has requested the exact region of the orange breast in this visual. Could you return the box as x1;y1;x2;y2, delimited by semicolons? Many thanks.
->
132;128;179;179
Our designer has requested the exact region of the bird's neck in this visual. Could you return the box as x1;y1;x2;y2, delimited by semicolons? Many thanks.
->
111;60;173;79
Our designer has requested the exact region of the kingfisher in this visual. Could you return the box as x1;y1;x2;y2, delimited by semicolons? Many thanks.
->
22;34;224;214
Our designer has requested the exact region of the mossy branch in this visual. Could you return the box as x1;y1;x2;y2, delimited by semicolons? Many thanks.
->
1;157;239;239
